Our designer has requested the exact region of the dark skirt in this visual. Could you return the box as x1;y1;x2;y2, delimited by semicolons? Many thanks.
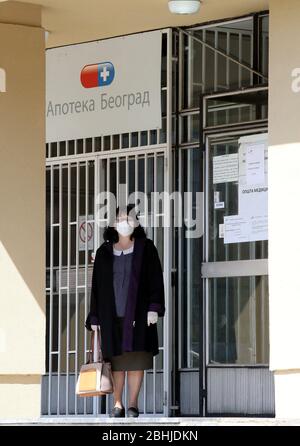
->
109;317;153;371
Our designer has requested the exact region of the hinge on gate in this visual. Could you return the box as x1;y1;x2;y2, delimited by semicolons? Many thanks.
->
200;388;207;399
165;156;168;170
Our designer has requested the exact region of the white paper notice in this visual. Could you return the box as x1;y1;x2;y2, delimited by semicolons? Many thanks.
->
224;215;249;243
238;137;268;218
214;191;220;203
223;133;268;244
224;215;268;243
246;143;265;185
213;153;238;184
215;201;224;209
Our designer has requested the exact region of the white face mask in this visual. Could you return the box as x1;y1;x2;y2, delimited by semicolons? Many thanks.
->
116;220;134;236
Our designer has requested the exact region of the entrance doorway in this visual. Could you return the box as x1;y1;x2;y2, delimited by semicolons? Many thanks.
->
199;86;275;415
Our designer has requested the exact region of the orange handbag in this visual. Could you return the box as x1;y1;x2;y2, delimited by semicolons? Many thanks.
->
76;327;114;397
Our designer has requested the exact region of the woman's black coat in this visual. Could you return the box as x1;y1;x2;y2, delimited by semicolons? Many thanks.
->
85;237;165;359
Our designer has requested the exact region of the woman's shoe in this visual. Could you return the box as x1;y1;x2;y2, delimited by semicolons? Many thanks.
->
109;406;125;417
127;406;139;417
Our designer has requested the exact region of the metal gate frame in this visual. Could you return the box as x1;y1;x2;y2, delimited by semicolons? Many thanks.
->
44;27;173;418
199;86;274;415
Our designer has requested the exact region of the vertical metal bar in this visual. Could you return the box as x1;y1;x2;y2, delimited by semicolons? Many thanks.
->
187;149;191;368
250;275;257;363
238;33;242;125
178;29;183;111
225;143;229;362
202;30;206;94
135;155;138;208
261;275;265;363
236;140;241;362
203;132;210;404
48;165;54;415
107;158;111;232
214;30;218;91
211;144;217;360
94;156;99;251
57;163;62;414
251;20;254;86
116;155;119;205
188;33;192;109
238;32;242;89
144;154;148;414
105;156;111;417
225;277;229;362
153;153;157;246
75;162;80;414
66;162;70;415
213;277;217;361
226;31;230;90
85;160;96;415
144;155;148;231
125;155;129;205
122;158;130;412
83;164;89;416
212;146;217;263
153;151;157;415
94;155;101;414
237;275;241;361
163;26;173;417
205;136;215;363
178;150;182;370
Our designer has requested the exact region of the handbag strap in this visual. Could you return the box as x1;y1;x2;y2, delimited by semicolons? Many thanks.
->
89;327;104;363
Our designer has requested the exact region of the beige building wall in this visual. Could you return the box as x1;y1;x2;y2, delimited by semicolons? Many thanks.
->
0;6;45;419
269;0;300;418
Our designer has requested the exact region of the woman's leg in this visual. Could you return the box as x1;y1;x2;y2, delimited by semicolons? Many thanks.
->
112;371;126;408
127;370;144;408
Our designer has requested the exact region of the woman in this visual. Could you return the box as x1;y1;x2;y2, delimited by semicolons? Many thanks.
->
85;204;165;418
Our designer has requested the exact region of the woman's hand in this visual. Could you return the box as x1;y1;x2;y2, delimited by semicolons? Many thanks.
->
147;311;158;326
91;324;100;331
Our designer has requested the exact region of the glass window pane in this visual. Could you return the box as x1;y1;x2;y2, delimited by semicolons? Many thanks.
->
206;89;268;128
179;148;202;368
181;114;199;144
182;18;255;108
260;15;269;78
209;275;269;365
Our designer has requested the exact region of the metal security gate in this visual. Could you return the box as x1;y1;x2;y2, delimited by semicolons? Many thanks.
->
43;28;173;417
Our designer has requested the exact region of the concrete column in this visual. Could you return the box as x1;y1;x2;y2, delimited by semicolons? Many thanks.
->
269;0;300;418
0;2;45;420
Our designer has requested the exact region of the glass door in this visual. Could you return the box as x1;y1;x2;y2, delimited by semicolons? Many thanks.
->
202;129;274;416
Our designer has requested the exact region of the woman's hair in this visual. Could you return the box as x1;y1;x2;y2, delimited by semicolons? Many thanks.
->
103;203;147;242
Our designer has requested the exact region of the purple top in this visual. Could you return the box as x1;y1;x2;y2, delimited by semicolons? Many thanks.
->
112;245;134;317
